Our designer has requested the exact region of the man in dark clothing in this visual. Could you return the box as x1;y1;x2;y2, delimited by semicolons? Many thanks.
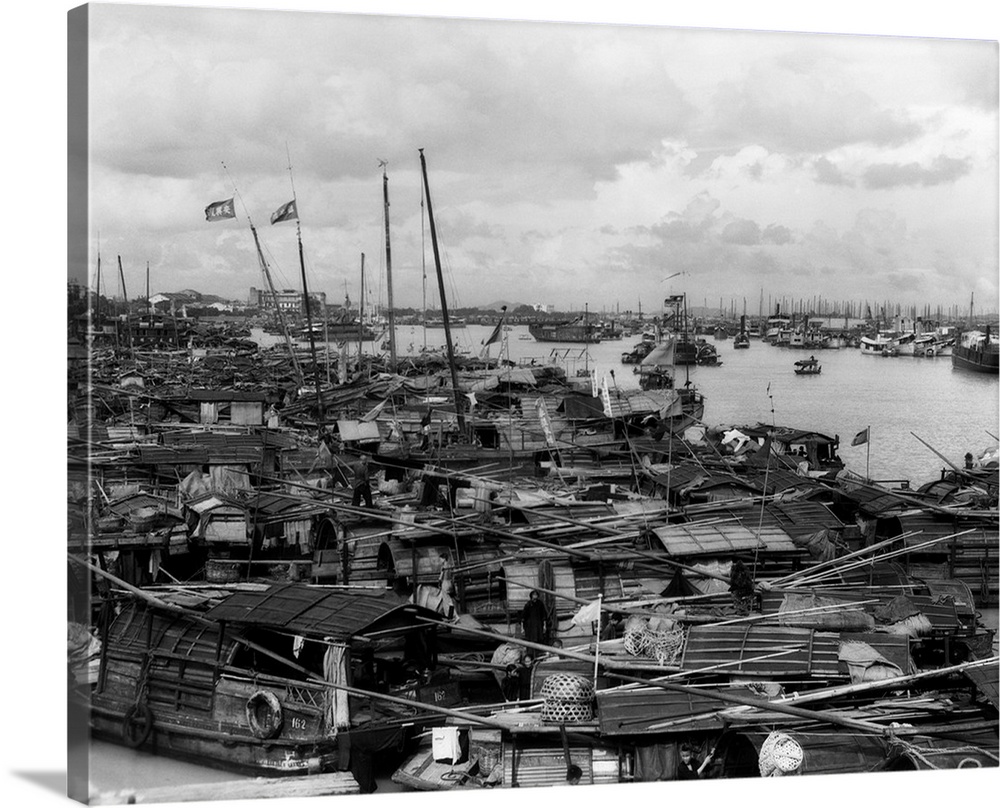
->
351;456;374;507
521;590;548;645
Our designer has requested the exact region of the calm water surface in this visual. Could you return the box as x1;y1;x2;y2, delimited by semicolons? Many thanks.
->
288;322;998;486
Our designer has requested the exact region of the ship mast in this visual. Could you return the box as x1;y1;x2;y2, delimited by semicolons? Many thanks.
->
418;148;465;434
284;147;326;432
249;223;304;387
358;252;365;367
380;160;398;368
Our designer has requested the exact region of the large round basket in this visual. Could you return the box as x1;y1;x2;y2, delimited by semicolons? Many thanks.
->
539;673;595;724
541;700;593;724
539;673;594;703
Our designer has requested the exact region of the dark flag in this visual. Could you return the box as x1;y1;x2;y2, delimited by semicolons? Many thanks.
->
851;427;870;446
205;198;236;221
270;200;298;224
481;305;508;348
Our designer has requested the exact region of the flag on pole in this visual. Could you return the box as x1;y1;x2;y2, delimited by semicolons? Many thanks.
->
205;198;236;221
600;375;613;418
481;306;508;348
851;427;870;446
270;199;298;224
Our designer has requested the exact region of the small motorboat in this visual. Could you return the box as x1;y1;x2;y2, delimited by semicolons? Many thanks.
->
794;357;822;375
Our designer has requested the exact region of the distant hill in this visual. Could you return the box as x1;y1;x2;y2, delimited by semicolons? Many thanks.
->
482;300;522;311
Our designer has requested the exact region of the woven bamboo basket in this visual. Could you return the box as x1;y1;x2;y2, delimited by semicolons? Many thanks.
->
539;673;594;724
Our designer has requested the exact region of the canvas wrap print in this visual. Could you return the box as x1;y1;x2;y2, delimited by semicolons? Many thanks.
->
67;3;999;806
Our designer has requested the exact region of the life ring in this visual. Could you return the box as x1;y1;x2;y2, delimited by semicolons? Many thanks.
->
246;690;283;739
122;702;154;748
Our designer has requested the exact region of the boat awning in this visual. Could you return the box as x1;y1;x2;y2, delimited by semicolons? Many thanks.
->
337;419;381;442
687;501;847;541
561;395;606;420
724;729;887;777
640;340;676;367
597;685;748;735
205;583;438;640
651;521;797;556
607;390;681;418
680;625;842;678
459;368;538;390
963;661;999;709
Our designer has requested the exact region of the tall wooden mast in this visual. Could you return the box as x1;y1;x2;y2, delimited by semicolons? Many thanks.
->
284;147;326;432
380;160;398;368
418;148;465;434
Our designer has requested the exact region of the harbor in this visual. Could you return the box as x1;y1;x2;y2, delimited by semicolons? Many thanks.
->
69;304;999;801
53;6;1000;808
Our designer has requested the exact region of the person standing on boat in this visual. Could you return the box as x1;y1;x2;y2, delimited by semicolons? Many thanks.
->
265;403;280;429
419;408;433;450
351;455;374;508
522;590;549;645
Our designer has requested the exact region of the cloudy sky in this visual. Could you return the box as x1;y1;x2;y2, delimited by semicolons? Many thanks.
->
77;3;998;315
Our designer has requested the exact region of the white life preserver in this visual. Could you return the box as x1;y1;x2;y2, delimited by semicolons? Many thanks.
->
246;690;284;739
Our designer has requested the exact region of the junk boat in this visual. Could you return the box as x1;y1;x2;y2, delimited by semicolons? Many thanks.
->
529;320;602;344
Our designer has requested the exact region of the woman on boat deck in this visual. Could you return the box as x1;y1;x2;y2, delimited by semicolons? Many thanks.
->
521;590;549;645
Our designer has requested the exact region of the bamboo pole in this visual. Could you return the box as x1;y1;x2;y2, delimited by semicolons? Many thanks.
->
767;531;923;586
711;598;880;627
790;529;978;586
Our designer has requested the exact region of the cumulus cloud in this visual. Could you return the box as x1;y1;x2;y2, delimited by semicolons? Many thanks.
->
78;6;997;311
721;219;762;245
862;155;973;189
814;156;855;187
762;224;794;245
710;54;922;154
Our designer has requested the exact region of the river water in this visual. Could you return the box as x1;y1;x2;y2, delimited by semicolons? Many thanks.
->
279;322;997;486
86;323;997;798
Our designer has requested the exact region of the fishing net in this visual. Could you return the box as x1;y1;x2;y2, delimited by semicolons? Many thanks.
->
623;623;686;665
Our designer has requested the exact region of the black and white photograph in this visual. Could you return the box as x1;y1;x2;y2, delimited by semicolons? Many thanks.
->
9;2;1000;807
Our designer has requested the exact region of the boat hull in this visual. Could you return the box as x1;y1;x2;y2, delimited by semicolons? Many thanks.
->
528;323;601;343
952;346;1000;373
